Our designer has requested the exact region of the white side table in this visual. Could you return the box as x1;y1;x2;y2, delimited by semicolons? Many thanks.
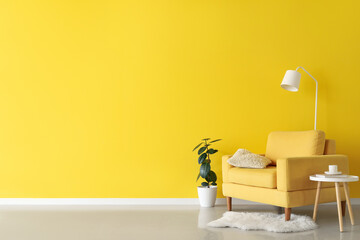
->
309;175;359;232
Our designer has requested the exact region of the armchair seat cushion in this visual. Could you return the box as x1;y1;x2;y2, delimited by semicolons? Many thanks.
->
227;166;277;189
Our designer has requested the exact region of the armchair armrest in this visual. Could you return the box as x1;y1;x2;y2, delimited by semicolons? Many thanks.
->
222;153;265;182
277;155;349;191
222;155;233;182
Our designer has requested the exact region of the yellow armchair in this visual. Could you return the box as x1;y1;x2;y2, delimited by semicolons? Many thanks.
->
222;130;349;221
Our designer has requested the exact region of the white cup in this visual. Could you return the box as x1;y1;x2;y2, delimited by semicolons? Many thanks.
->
329;165;338;173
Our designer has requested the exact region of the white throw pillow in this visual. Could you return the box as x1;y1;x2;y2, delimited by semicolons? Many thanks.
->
227;149;271;169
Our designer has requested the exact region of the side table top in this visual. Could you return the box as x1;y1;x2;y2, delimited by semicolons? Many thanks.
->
310;175;359;182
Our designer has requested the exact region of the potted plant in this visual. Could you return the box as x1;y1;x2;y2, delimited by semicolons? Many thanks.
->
193;138;222;207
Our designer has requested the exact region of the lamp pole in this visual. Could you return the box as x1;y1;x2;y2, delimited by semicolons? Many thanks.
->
295;66;318;130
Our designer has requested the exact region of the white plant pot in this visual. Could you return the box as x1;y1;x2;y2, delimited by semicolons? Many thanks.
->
197;186;217;207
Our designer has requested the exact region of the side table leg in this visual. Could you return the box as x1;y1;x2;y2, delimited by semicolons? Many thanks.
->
344;182;355;225
335;182;344;232
313;181;322;221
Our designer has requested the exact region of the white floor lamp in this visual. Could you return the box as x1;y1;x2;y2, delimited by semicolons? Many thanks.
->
280;66;318;130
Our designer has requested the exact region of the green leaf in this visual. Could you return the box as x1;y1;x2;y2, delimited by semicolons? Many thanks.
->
209;139;222;143
196;173;200;181
198;153;207;164
207;148;218;154
200;162;210;178
211;182;217;186
205;170;217;183
201;182;209;187
192;142;203;151
198;146;207;155
202;138;210;141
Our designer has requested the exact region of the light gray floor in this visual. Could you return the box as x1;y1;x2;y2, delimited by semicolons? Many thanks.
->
0;204;359;240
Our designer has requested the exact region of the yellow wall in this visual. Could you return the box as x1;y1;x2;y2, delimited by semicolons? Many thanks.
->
0;0;360;198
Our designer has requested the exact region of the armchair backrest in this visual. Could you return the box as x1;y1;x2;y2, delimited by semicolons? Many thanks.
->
265;130;326;165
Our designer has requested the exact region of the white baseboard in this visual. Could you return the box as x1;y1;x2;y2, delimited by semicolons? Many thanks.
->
0;198;243;205
0;198;358;205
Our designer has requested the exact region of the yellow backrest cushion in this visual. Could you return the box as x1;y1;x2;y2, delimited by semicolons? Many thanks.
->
324;139;336;155
265;130;326;165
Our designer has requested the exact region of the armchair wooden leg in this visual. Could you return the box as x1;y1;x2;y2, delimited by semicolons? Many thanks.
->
226;197;232;211
285;208;291;221
341;201;346;217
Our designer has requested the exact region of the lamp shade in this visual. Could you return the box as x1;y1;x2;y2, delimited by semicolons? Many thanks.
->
281;70;301;92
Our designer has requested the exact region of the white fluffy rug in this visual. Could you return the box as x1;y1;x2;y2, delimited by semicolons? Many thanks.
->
208;211;317;233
